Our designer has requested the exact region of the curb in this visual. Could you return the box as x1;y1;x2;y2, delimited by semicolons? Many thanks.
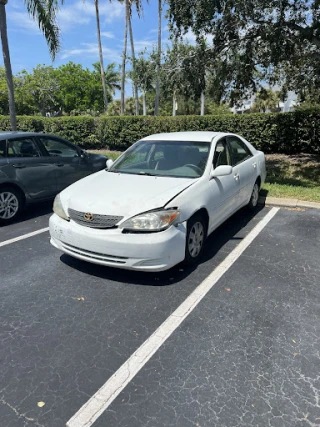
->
258;196;320;210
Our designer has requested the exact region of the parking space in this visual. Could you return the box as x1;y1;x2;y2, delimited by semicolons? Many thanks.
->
0;206;319;427
0;202;52;244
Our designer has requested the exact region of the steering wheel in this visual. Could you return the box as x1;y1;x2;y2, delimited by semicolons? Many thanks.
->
184;164;202;174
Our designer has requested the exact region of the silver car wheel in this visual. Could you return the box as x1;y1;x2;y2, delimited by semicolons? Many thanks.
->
0;191;19;220
251;183;259;208
188;221;205;258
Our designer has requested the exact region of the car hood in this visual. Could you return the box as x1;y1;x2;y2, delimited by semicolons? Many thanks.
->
61;170;196;219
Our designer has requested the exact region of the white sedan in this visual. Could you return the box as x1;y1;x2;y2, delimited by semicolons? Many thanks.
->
49;132;266;271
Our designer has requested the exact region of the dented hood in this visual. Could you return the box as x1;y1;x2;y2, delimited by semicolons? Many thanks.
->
60;170;196;219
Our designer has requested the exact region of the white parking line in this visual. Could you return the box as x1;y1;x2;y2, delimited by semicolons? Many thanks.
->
67;207;279;427
0;227;49;248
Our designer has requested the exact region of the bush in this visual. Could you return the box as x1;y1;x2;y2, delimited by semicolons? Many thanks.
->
0;110;320;154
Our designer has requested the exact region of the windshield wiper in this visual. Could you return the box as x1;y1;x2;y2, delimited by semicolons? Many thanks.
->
137;171;157;176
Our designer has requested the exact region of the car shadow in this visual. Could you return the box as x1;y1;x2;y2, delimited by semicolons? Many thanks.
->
60;204;267;287
0;200;53;228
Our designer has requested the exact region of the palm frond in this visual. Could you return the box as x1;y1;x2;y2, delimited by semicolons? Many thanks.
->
24;0;61;60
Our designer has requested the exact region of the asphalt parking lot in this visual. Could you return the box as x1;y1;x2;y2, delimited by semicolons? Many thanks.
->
1;204;320;427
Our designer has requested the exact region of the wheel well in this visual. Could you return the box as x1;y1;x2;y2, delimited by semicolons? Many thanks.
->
0;183;26;206
256;176;261;188
189;208;209;233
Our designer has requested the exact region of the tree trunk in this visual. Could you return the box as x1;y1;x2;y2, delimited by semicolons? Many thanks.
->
94;0;108;112
200;90;205;116
128;14;139;116
120;0;129;116
154;0;162;116
0;2;17;131
142;91;146;116
172;91;177;116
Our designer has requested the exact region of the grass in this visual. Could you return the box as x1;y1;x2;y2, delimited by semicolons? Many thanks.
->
262;154;320;202
88;150;320;203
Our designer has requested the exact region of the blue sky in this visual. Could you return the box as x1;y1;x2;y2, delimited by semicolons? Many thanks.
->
3;0;178;74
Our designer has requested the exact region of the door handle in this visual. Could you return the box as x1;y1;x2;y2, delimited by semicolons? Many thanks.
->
252;162;257;168
234;173;240;181
55;163;64;167
12;164;26;169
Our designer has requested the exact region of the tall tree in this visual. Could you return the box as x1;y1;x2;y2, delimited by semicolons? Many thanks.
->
128;50;155;115
168;0;320;98
94;0;108;112
0;0;61;130
154;0;162;116
92;62;121;98
127;0;145;116
120;0;129;115
20;65;60;116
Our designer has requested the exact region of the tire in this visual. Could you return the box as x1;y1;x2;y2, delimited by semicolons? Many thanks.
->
0;186;24;224
247;180;260;210
184;213;207;266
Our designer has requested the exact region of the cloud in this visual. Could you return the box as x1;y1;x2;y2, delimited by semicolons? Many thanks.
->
56;0;124;31
60;42;121;63
101;32;115;39
8;10;41;34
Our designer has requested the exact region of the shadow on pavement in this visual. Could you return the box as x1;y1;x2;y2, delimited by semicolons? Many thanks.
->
0;200;53;228
60;204;266;287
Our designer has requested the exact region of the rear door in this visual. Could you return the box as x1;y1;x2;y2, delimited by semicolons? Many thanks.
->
227;136;256;204
37;136;84;191
5;136;57;199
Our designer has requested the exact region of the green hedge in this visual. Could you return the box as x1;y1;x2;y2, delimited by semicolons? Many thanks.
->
0;110;319;153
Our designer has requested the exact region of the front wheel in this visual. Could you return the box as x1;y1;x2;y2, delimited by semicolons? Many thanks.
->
185;213;207;266
247;181;260;210
0;186;23;224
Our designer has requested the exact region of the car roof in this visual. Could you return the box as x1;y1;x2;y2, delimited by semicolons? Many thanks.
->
141;131;226;142
0;131;43;139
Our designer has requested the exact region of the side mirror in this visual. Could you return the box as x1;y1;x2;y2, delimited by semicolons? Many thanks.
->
106;158;114;170
80;149;88;158
211;165;233;178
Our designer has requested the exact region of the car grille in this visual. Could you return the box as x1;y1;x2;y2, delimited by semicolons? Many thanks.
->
68;208;123;229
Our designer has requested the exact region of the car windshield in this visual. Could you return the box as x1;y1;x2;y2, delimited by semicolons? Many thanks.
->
109;140;211;178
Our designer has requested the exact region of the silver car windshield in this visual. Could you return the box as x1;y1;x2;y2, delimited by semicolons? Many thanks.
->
109;140;211;178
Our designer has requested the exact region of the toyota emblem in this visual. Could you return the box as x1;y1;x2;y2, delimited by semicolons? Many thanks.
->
84;212;94;221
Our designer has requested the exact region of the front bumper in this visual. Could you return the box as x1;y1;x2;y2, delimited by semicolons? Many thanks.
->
49;214;187;272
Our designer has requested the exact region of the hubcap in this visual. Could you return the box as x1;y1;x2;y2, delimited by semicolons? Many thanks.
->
251;184;259;207
188;221;204;258
0;192;19;220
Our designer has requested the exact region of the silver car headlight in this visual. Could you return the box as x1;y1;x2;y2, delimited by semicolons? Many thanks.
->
119;209;180;232
53;194;69;221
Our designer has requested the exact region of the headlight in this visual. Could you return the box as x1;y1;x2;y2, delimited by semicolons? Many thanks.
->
53;194;69;221
119;209;180;232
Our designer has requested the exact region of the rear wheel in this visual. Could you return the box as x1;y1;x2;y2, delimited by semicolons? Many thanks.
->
185;213;207;266
248;180;260;210
0;186;23;223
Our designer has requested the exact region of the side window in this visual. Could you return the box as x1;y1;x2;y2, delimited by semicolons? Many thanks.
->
40;137;79;158
213;139;231;168
227;136;252;166
0;140;6;157
7;138;41;158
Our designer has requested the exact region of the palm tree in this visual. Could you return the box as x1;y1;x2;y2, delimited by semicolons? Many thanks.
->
128;10;139;115
92;62;121;98
120;0;145;116
120;0;129;115
154;0;162;116
94;0;108;112
0;0;61;130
